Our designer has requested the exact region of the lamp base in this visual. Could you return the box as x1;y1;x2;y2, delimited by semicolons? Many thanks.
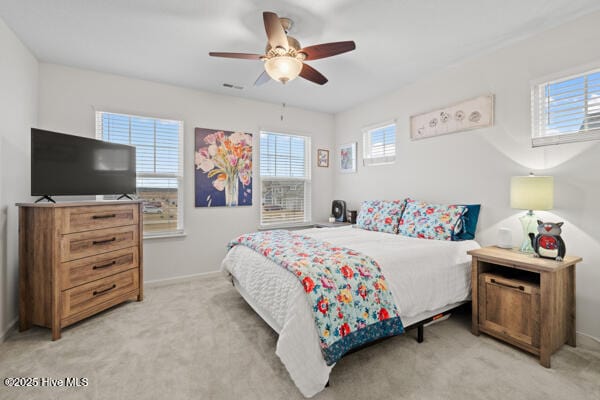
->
519;210;537;253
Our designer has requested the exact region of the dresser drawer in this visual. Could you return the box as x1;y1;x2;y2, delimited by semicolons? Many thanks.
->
60;204;139;234
60;247;139;289
60;225;139;262
61;269;139;320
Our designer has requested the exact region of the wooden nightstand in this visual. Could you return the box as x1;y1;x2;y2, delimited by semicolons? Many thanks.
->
468;246;581;368
314;221;352;228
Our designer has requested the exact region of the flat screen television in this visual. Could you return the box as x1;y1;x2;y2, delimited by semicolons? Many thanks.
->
31;128;136;198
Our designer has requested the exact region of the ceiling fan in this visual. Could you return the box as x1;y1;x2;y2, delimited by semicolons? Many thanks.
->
209;11;356;86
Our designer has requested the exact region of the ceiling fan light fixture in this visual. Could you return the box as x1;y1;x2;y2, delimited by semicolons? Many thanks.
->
209;11;355;86
264;56;302;84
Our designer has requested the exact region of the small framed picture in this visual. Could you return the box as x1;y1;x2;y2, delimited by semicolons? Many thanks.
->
317;149;329;167
339;142;357;173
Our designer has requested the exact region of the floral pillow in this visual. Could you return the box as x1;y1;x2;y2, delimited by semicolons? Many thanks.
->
356;200;406;234
398;199;466;241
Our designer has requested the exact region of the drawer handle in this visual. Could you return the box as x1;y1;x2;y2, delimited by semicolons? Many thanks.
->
92;237;116;245
490;278;525;291
92;214;116;219
93;284;116;296
93;261;117;270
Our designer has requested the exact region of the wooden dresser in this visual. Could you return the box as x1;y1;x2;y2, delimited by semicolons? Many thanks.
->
17;201;143;340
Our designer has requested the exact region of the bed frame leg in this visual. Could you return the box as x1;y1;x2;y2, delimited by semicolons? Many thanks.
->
417;325;424;343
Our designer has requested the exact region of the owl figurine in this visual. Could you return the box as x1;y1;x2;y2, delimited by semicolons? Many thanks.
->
528;220;566;261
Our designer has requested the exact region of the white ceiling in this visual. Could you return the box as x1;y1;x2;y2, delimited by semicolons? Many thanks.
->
2;0;600;113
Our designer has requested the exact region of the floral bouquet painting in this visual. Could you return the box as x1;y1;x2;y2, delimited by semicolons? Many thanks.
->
339;142;356;173
194;128;252;207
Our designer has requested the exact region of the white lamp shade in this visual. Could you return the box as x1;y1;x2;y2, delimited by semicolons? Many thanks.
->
264;56;302;84
510;175;554;210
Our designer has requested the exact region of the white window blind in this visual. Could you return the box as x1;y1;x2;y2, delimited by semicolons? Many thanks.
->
96;111;184;236
532;68;600;147
260;132;311;226
363;123;396;165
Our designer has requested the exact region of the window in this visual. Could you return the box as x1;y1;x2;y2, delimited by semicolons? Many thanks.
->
96;111;184;237
259;131;311;226
363;122;396;165
532;67;600;147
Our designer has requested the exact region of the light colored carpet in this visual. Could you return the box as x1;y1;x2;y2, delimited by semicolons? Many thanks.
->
1;274;599;400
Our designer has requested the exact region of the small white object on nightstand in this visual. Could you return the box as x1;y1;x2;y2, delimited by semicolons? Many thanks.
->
498;228;513;249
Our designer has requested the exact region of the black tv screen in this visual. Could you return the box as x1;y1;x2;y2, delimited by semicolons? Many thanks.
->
31;128;136;196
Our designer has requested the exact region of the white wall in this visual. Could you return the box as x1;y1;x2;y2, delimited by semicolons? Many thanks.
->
5;8;599;340
0;18;38;338
333;11;600;339
37;64;335;282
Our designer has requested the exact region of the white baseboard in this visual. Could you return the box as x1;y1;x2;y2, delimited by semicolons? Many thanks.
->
144;270;223;287
6;274;599;351
577;331;600;351
1;317;18;343
0;272;222;342
142;274;600;350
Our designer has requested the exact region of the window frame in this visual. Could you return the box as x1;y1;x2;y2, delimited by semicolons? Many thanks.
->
95;110;185;238
362;121;397;166
258;130;312;228
531;62;600;147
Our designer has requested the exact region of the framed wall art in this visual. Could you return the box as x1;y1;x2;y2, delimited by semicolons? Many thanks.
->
194;128;253;207
317;149;329;167
410;94;494;140
338;142;357;173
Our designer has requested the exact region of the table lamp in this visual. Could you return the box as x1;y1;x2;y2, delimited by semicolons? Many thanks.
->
510;174;554;253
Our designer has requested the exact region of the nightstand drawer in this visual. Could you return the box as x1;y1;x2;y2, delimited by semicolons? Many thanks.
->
479;273;540;347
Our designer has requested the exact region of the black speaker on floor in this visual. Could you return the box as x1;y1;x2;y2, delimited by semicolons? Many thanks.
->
331;200;347;222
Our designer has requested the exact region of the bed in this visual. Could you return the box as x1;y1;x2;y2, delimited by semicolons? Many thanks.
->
221;225;480;397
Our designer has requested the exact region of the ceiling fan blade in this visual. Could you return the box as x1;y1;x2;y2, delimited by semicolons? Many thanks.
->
299;63;328;85
263;11;288;50
254;71;271;86
209;52;263;60
300;41;356;60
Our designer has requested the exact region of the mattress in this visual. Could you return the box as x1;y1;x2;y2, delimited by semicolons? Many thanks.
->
221;226;480;397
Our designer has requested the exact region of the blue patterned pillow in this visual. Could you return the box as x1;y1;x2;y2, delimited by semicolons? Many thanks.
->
453;204;481;241
398;199;467;241
356;200;406;234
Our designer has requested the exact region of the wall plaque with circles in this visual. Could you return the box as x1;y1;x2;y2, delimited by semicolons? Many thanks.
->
410;94;494;140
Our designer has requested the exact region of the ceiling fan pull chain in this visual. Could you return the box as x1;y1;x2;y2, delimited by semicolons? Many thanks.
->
281;102;286;121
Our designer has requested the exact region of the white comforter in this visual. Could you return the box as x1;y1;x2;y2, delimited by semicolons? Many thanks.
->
221;226;479;397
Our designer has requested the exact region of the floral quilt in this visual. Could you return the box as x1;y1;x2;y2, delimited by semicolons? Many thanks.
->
228;230;404;365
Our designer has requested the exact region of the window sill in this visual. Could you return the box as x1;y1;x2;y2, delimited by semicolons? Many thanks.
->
143;231;187;240
258;223;314;231
532;129;600;147
363;158;396;166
